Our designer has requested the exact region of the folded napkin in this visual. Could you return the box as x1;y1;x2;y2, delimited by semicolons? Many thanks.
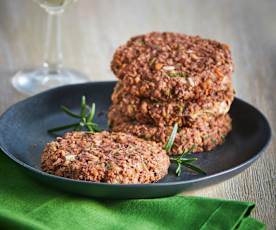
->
0;153;265;230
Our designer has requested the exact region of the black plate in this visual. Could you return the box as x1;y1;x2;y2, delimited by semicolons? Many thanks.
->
0;82;271;199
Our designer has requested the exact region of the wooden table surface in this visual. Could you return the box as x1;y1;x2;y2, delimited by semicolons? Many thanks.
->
0;0;275;228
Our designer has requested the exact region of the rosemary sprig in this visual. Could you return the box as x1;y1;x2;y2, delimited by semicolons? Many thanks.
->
164;124;206;176
48;96;101;133
170;146;206;176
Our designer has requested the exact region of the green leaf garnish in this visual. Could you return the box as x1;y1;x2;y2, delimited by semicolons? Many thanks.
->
164;123;178;152
48;96;101;134
48;123;80;133
80;96;87;119
87;103;96;123
60;106;81;118
181;162;207;175
164;124;206;176
170;147;206;176
166;71;188;78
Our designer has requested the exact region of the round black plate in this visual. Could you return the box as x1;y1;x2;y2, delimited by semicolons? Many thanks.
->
0;81;271;199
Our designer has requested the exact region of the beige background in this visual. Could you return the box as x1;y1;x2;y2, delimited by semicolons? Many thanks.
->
0;0;275;228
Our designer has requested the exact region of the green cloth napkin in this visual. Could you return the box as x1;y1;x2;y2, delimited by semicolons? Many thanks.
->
0;152;265;230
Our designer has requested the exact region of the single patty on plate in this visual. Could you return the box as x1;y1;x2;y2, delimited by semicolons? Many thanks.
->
41;131;170;184
108;106;232;155
111;32;233;102
111;82;234;127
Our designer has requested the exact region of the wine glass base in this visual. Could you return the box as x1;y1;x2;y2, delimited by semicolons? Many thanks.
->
12;68;89;95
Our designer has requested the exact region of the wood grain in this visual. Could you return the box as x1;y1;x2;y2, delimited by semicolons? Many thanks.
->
0;0;275;228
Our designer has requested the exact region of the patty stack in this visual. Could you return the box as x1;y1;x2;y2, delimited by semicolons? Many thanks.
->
108;32;234;155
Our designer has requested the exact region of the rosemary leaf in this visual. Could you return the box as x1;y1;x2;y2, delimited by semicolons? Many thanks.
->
86;125;94;132
170;156;197;162
176;164;182;176
164;123;178;152
48;123;79;133
87;103;96;123
80;96;87;118
91;124;101;132
74;125;82;131
61;106;81;118
182;162;206;175
167;71;187;78
178;157;198;163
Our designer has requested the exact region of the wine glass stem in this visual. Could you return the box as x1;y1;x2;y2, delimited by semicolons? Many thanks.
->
43;12;63;73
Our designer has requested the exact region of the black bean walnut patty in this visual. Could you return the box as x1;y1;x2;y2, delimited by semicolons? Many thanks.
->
111;82;234;127
41;131;170;184
108;106;232;155
111;32;233;101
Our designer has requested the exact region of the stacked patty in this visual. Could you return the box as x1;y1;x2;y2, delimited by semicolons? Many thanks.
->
108;32;234;155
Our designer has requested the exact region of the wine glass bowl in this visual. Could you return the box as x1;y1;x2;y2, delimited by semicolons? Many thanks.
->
35;0;74;14
12;68;88;95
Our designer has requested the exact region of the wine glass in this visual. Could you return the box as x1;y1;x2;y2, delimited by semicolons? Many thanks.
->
12;0;89;95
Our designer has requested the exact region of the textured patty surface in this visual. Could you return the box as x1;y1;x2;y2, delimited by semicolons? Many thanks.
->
41;131;170;184
111;82;234;127
111;32;233;101
108;107;232;155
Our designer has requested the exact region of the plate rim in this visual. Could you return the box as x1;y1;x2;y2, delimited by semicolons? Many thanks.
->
0;81;272;188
